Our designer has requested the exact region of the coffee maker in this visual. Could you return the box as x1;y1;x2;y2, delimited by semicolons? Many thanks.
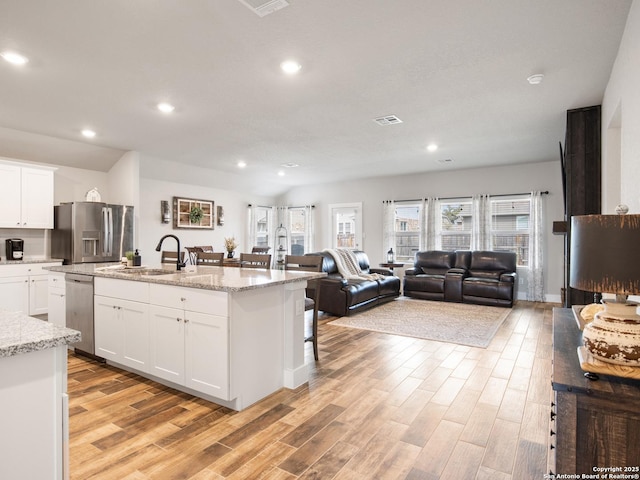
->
6;238;24;260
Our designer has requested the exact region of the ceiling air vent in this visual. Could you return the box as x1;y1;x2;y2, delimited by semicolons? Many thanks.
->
438;158;454;164
373;115;403;126
237;0;289;17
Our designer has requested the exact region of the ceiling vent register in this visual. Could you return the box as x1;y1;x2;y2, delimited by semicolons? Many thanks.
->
373;115;403;126
237;0;289;17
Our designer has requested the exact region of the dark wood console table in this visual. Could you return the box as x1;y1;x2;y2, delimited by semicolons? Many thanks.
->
551;307;640;475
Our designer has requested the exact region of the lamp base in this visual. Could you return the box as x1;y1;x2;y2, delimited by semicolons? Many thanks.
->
582;300;640;366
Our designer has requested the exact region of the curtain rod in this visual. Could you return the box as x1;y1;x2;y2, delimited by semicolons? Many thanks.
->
247;204;315;208
383;191;549;203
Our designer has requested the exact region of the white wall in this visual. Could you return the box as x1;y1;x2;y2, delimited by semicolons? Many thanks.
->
603;0;640;213
279;160;565;302
137;155;276;264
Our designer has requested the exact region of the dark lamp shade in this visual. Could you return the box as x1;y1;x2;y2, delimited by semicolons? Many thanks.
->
569;214;640;294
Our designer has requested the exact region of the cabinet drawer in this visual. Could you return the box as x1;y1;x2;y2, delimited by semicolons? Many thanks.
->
48;273;66;289
0;262;60;277
95;277;150;303
149;284;228;316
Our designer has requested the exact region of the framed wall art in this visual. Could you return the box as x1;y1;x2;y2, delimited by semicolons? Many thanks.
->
173;197;214;229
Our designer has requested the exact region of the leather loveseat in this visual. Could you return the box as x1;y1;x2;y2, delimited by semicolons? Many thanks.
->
306;251;401;317
404;250;517;307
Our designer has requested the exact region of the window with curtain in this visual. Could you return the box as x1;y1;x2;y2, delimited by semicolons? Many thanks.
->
438;200;472;250
288;207;308;255
254;206;272;248
394;202;421;261
490;197;531;266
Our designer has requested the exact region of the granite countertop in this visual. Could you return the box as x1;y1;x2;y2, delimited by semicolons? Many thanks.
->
0;257;63;265
47;263;325;293
0;311;80;358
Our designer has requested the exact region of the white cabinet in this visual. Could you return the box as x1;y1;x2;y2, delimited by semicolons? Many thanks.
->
0;162;54;229
0;262;62;315
149;305;185;384
95;296;150;371
47;274;66;327
0;276;29;313
94;278;150;372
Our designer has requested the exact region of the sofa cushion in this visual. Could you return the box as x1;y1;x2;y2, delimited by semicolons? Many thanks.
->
414;251;456;275
467;251;517;280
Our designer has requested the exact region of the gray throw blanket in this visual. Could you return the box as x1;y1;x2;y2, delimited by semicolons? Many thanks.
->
324;248;384;281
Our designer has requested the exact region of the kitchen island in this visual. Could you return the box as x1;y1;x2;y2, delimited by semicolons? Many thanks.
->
0;310;80;480
48;263;324;411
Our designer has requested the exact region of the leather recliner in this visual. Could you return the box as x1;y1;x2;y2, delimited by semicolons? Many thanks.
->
305;251;401;317
404;250;517;307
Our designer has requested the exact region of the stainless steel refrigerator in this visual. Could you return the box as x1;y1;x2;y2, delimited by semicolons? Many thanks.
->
52;202;134;264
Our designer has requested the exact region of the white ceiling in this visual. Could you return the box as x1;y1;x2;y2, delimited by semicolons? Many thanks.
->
0;0;632;196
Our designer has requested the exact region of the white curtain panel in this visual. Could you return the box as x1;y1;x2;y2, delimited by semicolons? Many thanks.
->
471;194;491;250
382;200;396;257
423;198;438;251
247;205;258;252
528;191;545;301
303;205;315;254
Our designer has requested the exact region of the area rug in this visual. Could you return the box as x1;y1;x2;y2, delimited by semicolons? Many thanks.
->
328;297;511;348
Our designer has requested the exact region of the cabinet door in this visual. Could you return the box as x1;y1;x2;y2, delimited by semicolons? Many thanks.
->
94;296;124;361
185;311;229;399
0;276;29;313
21;167;54;228
48;289;66;327
0;164;22;228
149;305;185;384
29;275;50;316
121;299;150;373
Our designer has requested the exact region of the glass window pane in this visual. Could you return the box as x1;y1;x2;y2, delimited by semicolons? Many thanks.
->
440;201;472;250
394;203;421;261
491;198;530;266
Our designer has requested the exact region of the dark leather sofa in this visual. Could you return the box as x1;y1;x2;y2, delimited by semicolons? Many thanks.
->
404;250;517;307
306;251;401;317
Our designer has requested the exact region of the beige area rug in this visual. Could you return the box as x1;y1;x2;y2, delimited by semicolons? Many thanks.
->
328;296;512;348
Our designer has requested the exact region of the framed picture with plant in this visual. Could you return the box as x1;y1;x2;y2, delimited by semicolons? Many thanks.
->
173;197;214;229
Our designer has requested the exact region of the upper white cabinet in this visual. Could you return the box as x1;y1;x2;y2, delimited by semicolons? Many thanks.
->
0;162;55;229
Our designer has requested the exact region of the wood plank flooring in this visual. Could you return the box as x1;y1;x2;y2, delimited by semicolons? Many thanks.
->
68;301;554;479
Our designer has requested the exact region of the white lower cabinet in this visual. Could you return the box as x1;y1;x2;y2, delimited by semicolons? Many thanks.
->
0;276;29;313
94;295;150;372
47;274;66;327
149;305;229;399
0;262;62;316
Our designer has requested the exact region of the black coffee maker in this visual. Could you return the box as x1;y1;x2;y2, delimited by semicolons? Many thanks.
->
6;238;24;260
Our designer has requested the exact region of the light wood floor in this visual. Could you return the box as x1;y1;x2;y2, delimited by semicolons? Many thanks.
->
68;301;554;479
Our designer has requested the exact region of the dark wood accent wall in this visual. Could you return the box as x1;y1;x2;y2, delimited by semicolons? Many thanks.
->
564;105;601;306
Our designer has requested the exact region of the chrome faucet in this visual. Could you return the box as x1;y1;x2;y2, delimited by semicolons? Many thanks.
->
155;234;186;271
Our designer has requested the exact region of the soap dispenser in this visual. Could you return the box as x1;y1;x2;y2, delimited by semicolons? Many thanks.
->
133;249;142;267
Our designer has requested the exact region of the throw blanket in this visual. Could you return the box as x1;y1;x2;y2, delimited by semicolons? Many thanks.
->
324;248;384;281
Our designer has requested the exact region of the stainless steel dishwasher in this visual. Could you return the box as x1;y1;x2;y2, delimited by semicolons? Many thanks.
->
65;273;95;356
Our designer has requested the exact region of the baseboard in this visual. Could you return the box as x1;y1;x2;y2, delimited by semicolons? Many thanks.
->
284;363;309;389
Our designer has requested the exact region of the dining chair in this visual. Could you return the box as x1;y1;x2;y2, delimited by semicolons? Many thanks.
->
196;252;224;265
161;250;185;264
251;246;271;254
195;245;214;252
284;254;324;361
239;253;271;269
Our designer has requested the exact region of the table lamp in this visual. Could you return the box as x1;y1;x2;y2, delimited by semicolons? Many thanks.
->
569;209;640;366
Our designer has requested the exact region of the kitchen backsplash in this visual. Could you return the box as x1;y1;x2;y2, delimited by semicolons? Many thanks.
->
0;229;49;259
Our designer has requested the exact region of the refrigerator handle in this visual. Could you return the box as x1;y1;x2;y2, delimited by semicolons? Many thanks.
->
106;207;113;256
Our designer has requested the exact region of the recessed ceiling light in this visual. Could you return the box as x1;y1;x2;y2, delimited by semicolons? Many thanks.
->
81;129;96;138
427;143;438;152
1;51;29;65
277;170;285;176
527;74;544;85
237;160;247;168
157;102;175;113
280;162;299;168
281;60;302;75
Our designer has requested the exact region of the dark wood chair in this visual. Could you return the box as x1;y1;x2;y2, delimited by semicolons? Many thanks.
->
285;254;324;361
239;253;271;269
196;252;224;265
161;250;185;264
195;245;214;253
251;246;271;254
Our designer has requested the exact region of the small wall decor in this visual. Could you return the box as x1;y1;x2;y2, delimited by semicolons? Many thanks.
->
217;205;225;226
161;200;171;224
173;197;214;229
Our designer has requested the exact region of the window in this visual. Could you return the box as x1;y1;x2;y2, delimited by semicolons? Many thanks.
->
490;197;531;266
254;207;272;248
288;207;306;255
394;202;421;261
438;200;472;250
